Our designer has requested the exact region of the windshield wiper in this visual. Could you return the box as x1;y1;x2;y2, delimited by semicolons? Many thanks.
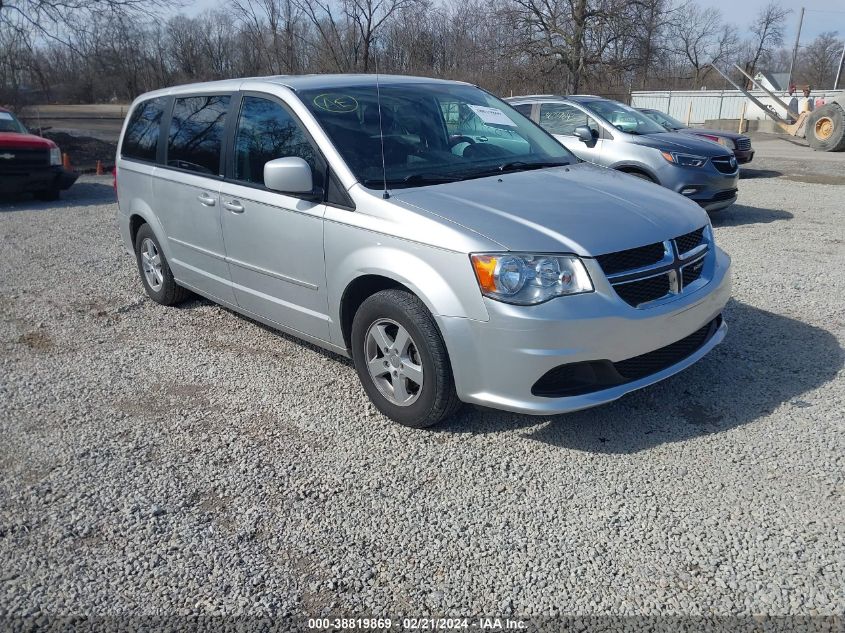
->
362;173;462;188
460;161;570;180
497;160;570;172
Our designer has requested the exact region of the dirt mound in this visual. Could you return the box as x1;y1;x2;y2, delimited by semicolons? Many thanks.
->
43;131;116;173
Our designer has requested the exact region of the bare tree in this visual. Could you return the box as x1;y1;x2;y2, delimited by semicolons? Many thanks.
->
0;0;170;47
231;0;309;74
797;31;843;89
741;1;791;85
508;0;629;93
668;4;737;87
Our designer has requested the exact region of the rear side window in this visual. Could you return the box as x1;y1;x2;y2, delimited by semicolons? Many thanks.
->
233;96;323;189
122;98;166;162
167;95;230;175
539;103;597;136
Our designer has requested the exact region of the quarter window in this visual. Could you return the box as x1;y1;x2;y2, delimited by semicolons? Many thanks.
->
233;96;323;189
511;103;533;119
167;95;230;175
122;98;166;162
539;103;598;136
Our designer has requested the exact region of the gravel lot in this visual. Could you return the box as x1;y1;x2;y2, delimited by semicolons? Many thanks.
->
1;144;843;626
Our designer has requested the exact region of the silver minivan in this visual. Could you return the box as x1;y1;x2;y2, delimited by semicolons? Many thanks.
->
116;75;731;427
507;95;740;212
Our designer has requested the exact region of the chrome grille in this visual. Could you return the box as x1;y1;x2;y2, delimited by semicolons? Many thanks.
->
675;227;704;254
614;274;671;306
0;148;49;170
711;155;737;174
595;242;664;275
682;258;705;287
596;226;711;308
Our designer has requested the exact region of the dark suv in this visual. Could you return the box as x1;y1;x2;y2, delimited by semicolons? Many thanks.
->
637;108;754;164
0;108;77;200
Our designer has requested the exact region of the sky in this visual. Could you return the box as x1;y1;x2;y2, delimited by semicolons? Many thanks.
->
706;0;845;42
176;0;845;43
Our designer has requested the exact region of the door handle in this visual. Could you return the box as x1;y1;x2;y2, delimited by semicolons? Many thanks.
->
197;193;216;206
224;199;244;213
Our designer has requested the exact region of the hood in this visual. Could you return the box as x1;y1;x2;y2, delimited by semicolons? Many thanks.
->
390;163;709;255
626;131;729;156
679;128;746;142
0;132;57;150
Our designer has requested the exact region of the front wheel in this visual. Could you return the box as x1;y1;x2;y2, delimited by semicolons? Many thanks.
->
806;103;845;152
351;289;461;428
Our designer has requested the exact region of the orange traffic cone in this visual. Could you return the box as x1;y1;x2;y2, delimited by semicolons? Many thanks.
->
96;160;104;175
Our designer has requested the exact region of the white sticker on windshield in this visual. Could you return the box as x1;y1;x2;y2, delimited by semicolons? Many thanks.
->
467;105;516;127
0;112;13;120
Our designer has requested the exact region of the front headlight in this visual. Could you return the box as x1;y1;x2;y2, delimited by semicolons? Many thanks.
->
49;147;61;166
470;253;593;305
660;151;707;168
716;137;735;150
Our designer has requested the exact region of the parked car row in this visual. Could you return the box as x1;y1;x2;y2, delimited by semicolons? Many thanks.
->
115;75;732;428
506;95;745;212
635;108;755;164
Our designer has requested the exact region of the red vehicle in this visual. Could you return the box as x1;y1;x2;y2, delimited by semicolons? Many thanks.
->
0;107;78;200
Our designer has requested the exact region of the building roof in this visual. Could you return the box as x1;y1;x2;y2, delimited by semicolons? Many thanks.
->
753;71;790;91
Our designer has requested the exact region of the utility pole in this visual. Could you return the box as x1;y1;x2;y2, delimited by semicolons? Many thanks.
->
835;42;845;90
786;7;805;90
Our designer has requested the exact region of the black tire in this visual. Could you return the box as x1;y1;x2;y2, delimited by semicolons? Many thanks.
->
34;188;60;201
806;103;845;152
133;223;190;306
351;289;461;428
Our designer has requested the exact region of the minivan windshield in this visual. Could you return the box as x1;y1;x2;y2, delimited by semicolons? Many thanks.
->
299;83;574;189
581;99;668;136
0;111;28;134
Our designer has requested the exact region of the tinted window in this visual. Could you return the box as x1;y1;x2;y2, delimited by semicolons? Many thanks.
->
167;95;229;175
511;103;533;118
539;103;597;135
122;98;166;161
233;96;323;189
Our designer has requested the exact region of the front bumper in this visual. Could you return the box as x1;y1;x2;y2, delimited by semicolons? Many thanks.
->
734;149;754;164
439;247;731;415
656;162;739;212
0;166;78;195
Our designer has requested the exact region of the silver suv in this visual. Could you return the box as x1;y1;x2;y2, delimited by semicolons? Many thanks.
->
507;95;740;212
116;75;731;427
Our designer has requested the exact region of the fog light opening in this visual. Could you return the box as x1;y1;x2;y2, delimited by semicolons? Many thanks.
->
681;187;699;196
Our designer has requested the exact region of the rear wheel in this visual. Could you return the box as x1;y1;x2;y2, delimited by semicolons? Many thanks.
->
134;223;190;306
806;103;845;152
351;289;461;428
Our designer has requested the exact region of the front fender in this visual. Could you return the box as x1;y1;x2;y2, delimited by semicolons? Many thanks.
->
609;161;660;182
325;233;490;348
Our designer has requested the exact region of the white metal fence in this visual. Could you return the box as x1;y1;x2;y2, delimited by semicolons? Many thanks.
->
630;89;843;124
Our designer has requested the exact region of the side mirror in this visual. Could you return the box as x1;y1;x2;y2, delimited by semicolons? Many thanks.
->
264;157;315;195
573;126;595;143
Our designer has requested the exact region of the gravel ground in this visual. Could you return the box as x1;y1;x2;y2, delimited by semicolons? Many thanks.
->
1;154;843;627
